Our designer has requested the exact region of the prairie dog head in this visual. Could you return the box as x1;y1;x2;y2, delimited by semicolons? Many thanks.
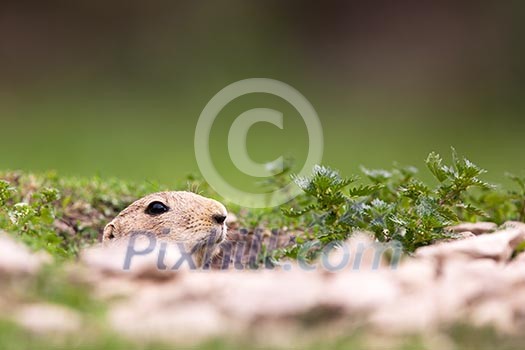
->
103;191;228;251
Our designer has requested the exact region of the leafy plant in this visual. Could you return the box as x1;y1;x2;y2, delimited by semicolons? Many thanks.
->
283;149;502;254
0;179;67;257
0;171;162;259
1;148;524;261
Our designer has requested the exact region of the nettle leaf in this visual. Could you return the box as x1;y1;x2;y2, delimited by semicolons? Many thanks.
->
283;149;501;254
390;214;408;227
399;179;430;199
370;198;392;211
348;184;383;197
282;204;316;217
463;159;486;178
367;199;396;230
425;152;449;182
292;165;355;197
437;205;459;222
456;203;488;218
340;200;369;226
472;178;493;190
450;147;487;180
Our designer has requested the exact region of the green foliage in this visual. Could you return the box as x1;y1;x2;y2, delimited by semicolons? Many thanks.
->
1;148;524;261
0;178;66;257
284;149;523;254
0;171;164;259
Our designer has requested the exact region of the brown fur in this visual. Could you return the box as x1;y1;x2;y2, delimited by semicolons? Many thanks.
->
103;191;227;265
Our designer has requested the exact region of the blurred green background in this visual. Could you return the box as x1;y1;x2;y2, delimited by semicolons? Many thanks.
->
1;1;524;190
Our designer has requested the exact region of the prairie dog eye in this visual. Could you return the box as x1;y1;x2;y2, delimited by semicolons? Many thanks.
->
146;201;170;215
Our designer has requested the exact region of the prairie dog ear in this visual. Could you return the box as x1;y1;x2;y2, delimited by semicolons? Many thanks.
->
102;223;117;241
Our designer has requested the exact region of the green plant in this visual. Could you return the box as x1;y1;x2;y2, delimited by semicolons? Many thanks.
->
1;148;524;261
283;149;500;254
0;171;164;259
0;178;67;257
